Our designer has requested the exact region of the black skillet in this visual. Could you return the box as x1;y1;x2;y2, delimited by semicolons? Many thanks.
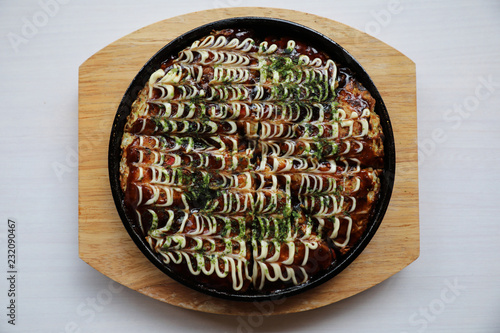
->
108;17;396;301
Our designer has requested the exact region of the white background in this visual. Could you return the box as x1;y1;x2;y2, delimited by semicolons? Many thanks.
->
1;0;499;332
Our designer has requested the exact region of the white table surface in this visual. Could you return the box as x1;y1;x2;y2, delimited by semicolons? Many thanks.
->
1;0;499;332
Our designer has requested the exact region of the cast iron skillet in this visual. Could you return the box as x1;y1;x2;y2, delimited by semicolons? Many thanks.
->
109;17;396;301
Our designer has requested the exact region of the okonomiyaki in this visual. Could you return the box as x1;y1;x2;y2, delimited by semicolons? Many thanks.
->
119;28;384;295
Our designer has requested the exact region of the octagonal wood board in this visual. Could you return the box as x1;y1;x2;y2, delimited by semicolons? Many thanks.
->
78;7;419;315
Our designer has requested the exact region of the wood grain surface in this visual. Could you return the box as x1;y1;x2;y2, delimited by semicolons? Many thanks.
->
78;7;419;315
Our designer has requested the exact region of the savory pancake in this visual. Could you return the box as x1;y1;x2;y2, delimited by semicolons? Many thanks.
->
119;29;384;294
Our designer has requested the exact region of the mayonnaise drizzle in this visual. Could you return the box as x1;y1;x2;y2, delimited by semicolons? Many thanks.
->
122;31;382;293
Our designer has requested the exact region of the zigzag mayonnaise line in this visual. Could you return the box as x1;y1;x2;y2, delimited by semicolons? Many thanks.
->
120;29;384;294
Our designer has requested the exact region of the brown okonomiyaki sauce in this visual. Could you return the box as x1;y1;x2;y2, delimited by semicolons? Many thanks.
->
120;28;384;295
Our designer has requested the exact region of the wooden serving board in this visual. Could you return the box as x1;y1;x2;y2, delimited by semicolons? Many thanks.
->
78;7;419;315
